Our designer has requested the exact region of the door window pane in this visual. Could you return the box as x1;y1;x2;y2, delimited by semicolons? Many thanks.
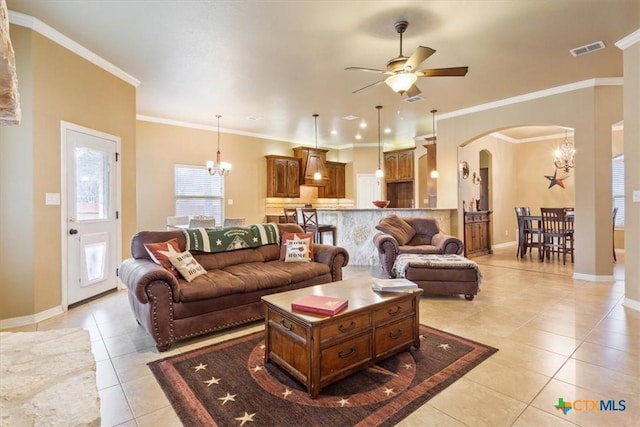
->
76;147;110;220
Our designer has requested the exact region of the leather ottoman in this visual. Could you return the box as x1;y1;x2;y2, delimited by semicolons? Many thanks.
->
392;254;481;300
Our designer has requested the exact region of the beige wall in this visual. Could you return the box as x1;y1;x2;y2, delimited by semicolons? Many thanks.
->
0;26;136;320
437;86;623;278
135;120;348;231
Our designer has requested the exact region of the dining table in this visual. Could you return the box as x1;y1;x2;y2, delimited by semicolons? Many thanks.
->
518;211;574;261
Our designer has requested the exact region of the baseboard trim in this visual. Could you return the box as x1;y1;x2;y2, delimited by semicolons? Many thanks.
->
0;305;64;330
572;273;615;282
622;297;640;312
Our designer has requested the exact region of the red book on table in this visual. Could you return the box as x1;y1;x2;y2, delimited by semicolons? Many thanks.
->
291;295;348;316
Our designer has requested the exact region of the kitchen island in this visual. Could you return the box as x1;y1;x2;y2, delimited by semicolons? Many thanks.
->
316;208;457;267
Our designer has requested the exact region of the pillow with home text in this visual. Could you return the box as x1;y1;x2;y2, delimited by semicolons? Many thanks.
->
167;250;207;282
279;232;314;261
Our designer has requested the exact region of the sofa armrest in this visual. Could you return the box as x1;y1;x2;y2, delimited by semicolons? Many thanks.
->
373;232;400;277
119;258;179;304
313;244;349;281
430;232;464;255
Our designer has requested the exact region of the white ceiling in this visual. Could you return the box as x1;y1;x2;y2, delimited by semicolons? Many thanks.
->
6;0;638;148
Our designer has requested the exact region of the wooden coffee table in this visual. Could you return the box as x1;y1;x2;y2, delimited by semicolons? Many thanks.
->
261;276;422;398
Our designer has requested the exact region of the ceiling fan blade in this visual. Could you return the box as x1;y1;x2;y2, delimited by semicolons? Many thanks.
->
404;46;436;71
345;66;387;74
416;66;469;77
352;79;385;94
406;84;421;98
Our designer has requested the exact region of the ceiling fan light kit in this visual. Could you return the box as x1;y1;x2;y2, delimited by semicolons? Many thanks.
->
346;20;468;96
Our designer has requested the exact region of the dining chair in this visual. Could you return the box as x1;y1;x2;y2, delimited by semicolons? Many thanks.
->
515;207;542;258
166;215;189;230
300;208;337;245
540;208;574;264
283;208;300;224
189;217;216;228
612;207;618;262
223;217;245;227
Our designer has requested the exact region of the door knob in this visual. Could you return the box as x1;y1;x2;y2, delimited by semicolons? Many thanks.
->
69;228;78;235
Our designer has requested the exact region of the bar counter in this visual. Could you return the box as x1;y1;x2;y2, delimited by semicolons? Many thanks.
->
315;208;455;267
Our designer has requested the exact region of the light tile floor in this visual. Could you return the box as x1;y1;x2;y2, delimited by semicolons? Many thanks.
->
5;246;638;426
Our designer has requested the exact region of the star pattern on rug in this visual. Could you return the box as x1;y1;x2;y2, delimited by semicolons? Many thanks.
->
203;376;221;386
281;388;293;399
402;363;413;370
218;392;236;405
383;387;395;396
235;412;256;425
337;397;350;407
193;363;207;372
251;365;263;372
437;343;451;350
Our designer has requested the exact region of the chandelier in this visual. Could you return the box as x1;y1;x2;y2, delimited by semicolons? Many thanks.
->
375;106;384;178
554;129;575;173
206;114;232;176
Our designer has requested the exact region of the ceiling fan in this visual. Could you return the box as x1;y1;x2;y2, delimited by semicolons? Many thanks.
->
346;20;468;97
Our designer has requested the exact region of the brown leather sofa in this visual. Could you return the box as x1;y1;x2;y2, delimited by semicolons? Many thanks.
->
373;215;464;277
119;223;349;351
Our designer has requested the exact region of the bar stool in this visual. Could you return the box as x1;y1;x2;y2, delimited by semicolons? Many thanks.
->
300;208;337;245
283;208;299;224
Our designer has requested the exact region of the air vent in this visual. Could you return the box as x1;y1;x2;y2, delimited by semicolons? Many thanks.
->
405;95;424;103
343;115;360;121
570;41;605;57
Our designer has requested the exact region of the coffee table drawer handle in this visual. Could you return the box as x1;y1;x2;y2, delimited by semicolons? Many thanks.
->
388;329;403;340
387;306;402;316
338;347;355;358
279;319;294;331
338;321;356;333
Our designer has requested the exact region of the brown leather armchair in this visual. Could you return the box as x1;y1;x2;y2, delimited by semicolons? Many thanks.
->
373;215;464;277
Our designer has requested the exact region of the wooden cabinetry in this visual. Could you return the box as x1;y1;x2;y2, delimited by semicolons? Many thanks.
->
262;283;422;398
266;155;301;198
464;211;492;258
384;148;415;208
292;146;329;186
384;148;414;182
318;161;346;198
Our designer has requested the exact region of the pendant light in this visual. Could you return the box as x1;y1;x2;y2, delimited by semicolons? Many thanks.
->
206;114;232;176
375;105;384;178
312;113;322;180
427;109;438;179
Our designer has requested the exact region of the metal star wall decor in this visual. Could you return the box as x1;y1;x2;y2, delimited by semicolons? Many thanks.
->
545;169;567;189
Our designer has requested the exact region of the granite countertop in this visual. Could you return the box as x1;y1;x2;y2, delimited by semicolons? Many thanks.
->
315;207;453;211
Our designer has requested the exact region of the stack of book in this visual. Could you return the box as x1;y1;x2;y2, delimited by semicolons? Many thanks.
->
372;278;418;293
291;294;348;316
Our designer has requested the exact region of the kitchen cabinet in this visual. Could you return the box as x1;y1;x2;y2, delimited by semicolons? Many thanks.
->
464;211;492;258
318;161;346;198
266;155;301;198
384;148;414;182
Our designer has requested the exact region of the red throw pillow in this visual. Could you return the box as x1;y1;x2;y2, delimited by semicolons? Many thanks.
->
144;238;181;277
279;232;314;261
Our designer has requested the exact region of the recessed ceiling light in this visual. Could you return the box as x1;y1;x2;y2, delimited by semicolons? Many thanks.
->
360;122;367;129
355;134;362;140
330;129;337;135
384;128;391;134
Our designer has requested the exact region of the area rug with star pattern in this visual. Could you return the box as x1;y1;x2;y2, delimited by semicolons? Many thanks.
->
148;324;497;426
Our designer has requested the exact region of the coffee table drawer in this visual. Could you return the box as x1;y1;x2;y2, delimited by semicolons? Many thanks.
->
268;310;307;342
319;312;371;343
375;316;416;357
373;297;414;325
320;332;371;379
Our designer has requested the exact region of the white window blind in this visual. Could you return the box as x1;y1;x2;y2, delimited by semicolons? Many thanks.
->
612;154;624;227
174;164;224;225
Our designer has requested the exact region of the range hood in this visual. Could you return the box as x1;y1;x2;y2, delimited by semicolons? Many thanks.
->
293;146;329;186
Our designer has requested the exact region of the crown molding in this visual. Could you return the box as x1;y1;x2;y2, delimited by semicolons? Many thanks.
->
439;78;623;121
8;11;140;87
616;29;640;50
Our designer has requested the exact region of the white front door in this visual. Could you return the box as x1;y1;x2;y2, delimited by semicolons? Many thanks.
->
63;122;120;306
356;174;383;208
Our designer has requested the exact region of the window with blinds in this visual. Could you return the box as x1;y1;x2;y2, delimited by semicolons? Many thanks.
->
174;164;224;225
612;154;624;227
